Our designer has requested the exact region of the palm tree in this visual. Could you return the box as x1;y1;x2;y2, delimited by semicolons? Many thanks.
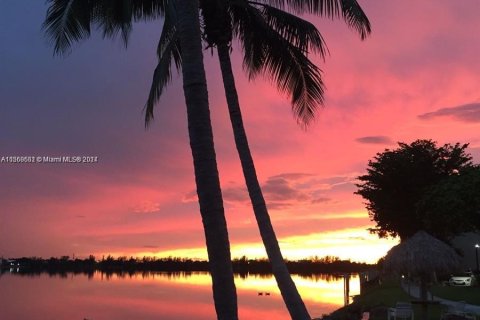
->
42;1;238;319
146;1;370;319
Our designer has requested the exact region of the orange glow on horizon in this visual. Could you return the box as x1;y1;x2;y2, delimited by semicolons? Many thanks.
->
97;226;398;264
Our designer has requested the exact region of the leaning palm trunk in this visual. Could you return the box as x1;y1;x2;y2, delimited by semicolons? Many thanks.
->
175;2;238;319
217;43;310;320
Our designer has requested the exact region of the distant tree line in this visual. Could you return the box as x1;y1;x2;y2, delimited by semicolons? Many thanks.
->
0;255;373;276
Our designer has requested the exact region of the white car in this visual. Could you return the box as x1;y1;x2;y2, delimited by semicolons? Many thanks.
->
448;272;476;286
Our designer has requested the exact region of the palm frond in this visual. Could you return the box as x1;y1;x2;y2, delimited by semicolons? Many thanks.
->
92;0;168;48
339;0;371;40
131;0;167;21
145;2;181;126
91;0;134;47
231;3;266;74
43;0;94;55
260;4;328;57
267;44;324;126
44;0;167;55
256;0;342;17
232;4;324;126
254;0;371;39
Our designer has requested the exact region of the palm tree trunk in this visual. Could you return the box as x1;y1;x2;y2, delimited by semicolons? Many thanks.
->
217;42;311;320
175;2;238;319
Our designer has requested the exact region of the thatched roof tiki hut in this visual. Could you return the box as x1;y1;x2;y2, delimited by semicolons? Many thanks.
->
384;231;462;320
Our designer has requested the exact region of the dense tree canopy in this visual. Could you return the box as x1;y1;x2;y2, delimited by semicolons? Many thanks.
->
355;139;477;241
417;166;480;241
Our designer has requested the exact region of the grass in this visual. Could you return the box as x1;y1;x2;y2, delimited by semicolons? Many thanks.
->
322;279;447;320
354;279;411;306
321;278;480;320
431;285;480;305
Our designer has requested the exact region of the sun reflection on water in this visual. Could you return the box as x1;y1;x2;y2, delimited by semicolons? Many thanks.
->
90;271;359;307
0;271;360;320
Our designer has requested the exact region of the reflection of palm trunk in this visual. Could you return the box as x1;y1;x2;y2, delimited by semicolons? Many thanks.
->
407;273;411;295
420;276;428;320
217;42;310;320
344;274;350;306
175;1;238;319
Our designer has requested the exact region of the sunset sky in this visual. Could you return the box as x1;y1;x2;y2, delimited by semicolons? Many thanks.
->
1;1;479;263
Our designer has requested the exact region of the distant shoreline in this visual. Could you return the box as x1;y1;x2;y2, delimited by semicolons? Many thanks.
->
1;256;375;275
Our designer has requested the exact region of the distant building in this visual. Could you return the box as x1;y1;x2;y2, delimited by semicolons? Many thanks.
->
0;259;21;271
451;232;480;271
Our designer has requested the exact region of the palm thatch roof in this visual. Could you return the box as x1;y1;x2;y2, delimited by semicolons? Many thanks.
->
384;230;462;275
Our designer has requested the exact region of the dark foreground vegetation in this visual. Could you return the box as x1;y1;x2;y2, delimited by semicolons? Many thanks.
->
1;255;373;276
323;277;480;320
323;279;447;320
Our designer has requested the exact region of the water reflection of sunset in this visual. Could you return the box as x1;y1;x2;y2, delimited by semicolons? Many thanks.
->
1;269;359;319
91;271;358;307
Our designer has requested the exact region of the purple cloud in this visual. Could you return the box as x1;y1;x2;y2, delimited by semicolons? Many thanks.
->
143;245;159;249
222;187;249;203
356;136;393;144
270;173;314;180
218;173;355;208
311;197;332;204
418;103;480;123
267;202;294;210
262;177;310;202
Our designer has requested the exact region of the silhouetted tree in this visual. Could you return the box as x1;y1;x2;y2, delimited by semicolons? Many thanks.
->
356;139;474;241
417;166;480;241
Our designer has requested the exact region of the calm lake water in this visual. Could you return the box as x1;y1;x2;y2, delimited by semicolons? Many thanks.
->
0;272;359;319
